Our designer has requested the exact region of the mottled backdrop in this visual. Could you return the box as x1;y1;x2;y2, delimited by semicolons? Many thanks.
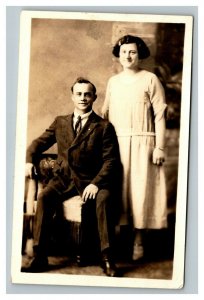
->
27;18;165;146
27;18;184;214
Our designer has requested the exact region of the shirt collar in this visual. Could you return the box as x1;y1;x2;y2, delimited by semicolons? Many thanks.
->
73;110;92;120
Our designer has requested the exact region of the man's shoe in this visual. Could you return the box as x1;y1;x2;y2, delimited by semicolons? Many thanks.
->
21;256;49;273
101;255;118;277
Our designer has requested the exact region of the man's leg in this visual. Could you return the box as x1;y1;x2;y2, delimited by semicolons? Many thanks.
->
22;185;63;272
95;189;118;277
33;186;61;257
95;189;111;251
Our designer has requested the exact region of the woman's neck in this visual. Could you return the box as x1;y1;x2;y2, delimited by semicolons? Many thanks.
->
122;67;140;76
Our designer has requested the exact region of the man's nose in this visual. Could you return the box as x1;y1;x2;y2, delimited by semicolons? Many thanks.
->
80;94;86;101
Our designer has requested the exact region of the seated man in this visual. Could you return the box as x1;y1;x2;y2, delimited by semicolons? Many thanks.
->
23;77;121;277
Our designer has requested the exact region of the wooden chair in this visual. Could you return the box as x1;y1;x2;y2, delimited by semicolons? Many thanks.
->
23;156;82;257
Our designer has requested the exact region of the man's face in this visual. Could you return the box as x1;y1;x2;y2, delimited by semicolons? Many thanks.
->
72;83;96;114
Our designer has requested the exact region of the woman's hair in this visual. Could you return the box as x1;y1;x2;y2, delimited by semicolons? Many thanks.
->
71;77;97;95
112;34;150;59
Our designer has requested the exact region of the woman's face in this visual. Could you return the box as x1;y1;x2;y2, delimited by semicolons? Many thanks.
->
119;43;139;69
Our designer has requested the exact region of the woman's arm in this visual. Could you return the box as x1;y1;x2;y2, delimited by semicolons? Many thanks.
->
150;74;167;165
153;116;166;165
101;79;111;119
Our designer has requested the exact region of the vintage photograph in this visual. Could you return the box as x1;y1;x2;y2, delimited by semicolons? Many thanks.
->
11;11;193;289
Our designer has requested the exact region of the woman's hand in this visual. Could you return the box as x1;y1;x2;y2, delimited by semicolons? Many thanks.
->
82;184;99;202
152;147;165;165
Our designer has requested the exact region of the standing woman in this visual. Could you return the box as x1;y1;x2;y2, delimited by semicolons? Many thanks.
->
102;35;167;261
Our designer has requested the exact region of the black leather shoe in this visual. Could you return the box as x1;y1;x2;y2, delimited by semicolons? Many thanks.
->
101;256;118;277
21;256;49;273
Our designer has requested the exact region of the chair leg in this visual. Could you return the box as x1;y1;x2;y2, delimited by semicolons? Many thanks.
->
22;214;34;257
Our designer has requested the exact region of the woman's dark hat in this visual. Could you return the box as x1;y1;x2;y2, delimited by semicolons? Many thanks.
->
112;34;150;59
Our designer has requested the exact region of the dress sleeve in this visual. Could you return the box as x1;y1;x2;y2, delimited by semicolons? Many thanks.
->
149;74;167;123
101;78;112;118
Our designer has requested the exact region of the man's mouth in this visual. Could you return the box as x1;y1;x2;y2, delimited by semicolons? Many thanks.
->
79;103;88;106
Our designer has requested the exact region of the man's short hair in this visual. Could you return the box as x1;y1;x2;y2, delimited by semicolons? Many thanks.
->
71;77;97;95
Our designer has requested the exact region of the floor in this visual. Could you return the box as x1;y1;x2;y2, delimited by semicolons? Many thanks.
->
21;217;175;280
21;255;173;279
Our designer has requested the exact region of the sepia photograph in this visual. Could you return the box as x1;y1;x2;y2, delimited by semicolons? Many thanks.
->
11;10;193;289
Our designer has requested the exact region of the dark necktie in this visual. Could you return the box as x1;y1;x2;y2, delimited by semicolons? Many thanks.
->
74;115;82;135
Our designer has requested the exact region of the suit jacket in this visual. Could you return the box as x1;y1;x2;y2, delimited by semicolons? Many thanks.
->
26;111;121;196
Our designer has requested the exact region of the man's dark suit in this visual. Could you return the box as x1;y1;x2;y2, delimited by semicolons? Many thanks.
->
26;111;120;257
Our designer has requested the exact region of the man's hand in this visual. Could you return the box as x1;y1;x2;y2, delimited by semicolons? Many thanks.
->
152;148;165;165
25;162;37;178
82;184;99;202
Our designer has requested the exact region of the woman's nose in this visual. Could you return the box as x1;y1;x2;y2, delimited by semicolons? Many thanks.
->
125;52;130;58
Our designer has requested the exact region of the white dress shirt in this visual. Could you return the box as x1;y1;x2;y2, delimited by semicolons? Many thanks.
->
73;110;92;130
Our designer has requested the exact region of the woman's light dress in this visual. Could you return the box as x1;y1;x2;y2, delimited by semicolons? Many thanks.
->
104;69;167;228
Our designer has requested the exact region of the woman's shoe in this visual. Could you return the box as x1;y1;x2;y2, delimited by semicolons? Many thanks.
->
132;243;144;261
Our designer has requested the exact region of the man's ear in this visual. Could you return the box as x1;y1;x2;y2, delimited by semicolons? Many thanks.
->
93;94;97;101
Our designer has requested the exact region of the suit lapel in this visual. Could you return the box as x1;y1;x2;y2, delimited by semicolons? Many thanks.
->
63;114;75;144
70;112;99;148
